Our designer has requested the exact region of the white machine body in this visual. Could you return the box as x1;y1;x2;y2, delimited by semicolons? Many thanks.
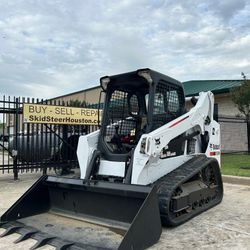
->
77;91;220;185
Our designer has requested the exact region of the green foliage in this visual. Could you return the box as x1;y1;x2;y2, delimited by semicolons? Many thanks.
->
0;123;4;130
231;73;250;121
68;99;88;108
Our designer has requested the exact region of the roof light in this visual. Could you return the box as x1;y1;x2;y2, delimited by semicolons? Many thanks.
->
100;76;110;91
137;69;153;84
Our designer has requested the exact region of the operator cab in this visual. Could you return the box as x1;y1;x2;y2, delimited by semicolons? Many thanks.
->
98;69;185;162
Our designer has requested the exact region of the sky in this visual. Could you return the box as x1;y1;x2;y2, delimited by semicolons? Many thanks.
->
1;0;250;99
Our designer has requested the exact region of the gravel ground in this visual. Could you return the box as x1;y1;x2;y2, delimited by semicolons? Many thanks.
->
0;172;250;250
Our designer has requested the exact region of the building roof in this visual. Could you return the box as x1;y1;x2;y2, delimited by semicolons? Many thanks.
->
183;80;242;97
50;79;243;102
50;85;100;101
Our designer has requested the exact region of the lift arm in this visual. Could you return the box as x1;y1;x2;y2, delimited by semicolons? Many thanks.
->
140;91;215;157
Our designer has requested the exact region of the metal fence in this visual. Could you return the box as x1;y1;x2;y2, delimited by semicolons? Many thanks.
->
0;96;98;179
1;95;249;179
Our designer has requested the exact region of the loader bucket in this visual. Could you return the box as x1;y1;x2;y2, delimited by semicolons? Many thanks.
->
0;175;162;250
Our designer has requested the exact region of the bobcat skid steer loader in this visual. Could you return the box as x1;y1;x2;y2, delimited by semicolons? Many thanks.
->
0;69;223;250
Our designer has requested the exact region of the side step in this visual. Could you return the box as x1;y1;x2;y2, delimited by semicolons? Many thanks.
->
1;175;162;250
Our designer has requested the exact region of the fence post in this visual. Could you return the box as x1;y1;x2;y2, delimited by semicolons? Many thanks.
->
13;97;19;180
63;124;68;165
247;121;250;153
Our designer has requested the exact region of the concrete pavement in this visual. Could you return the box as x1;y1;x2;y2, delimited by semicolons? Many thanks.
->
0;172;250;250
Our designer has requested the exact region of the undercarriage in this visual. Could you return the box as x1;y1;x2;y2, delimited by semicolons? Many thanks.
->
155;155;223;226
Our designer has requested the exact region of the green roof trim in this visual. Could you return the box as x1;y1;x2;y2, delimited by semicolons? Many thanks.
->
183;80;243;97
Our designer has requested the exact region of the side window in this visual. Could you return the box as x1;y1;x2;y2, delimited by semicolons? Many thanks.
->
167;90;179;113
128;94;139;116
154;93;165;114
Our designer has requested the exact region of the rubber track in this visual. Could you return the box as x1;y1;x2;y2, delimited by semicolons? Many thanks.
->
154;154;223;226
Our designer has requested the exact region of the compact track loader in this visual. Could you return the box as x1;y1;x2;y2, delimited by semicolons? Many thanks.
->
0;69;223;249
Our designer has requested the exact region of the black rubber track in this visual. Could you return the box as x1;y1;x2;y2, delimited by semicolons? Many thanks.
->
154;155;223;227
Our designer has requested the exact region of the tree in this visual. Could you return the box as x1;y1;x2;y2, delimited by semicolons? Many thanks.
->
231;72;250;152
68;99;88;108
